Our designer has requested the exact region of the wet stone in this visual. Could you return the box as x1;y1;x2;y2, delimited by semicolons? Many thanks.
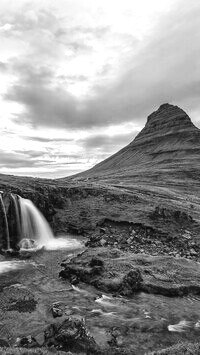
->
0;338;10;347
16;335;40;348
52;302;63;318
44;317;100;353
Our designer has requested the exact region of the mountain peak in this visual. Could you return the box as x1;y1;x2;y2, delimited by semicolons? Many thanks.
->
147;103;188;122
75;103;200;178
135;103;197;142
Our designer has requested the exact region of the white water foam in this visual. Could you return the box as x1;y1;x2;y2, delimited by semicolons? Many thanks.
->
0;260;33;274
91;309;117;317
19;197;83;251
95;295;117;307
168;320;193;332
44;236;83;251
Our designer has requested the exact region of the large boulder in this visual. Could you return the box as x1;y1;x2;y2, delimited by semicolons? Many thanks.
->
44;317;100;354
60;250;143;296
60;247;200;297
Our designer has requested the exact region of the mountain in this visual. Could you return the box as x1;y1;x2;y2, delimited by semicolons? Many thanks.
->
1;103;200;253
74;103;200;184
58;103;200;235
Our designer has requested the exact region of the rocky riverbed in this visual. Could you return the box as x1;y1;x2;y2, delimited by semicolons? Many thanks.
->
1;239;200;355
85;219;200;261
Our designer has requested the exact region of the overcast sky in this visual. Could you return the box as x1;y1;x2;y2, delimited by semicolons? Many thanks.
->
0;0;199;178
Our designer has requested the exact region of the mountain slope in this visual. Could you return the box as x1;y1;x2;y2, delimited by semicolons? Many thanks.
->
75;103;200;182
1;103;200;252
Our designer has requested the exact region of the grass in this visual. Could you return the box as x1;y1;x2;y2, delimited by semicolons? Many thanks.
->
148;342;200;355
0;348;68;355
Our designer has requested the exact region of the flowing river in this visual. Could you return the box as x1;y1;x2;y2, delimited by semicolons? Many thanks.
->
0;194;200;353
1;237;200;354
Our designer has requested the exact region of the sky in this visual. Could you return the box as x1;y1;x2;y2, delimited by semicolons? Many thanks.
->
0;0;199;178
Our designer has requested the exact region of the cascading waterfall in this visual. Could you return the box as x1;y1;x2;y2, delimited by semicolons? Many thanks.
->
10;194;21;238
18;197;81;250
19;197;54;245
0;194;10;250
0;192;82;252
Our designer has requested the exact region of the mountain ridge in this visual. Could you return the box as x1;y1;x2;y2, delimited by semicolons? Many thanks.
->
71;103;200;180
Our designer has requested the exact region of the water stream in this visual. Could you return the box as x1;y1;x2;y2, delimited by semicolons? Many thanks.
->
0;194;10;250
0;239;200;353
0;194;200;353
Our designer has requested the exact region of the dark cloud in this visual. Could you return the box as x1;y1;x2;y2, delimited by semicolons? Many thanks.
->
0;149;52;168
22;136;73;143
80;132;137;151
3;0;200;131
14;150;46;158
0;149;82;169
4;79;79;128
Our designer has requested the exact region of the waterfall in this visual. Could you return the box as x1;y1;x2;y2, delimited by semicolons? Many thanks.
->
10;194;21;238
19;197;54;246
0;194;10;250
0;193;82;252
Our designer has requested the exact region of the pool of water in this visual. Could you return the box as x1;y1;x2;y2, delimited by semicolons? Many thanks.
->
0;235;200;354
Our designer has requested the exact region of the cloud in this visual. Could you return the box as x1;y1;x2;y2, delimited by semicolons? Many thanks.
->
0;148;83;170
80;132;136;151
0;149;51;168
22;136;73;143
0;61;8;71
3;0;200;133
14;150;46;158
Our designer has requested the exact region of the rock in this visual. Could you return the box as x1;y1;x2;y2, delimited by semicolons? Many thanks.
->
127;238;132;244
70;275;79;285
64;307;73;316
0;338;9;347
190;248;198;256
52;302;63;318
18;238;37;250
0;347;68;354
89;257;104;268
16;335;39;348
34;333;45;346
100;238;107;246
60;247;200;298
99;227;106;234
0;284;37;313
120;269;143;296
44;317;99;353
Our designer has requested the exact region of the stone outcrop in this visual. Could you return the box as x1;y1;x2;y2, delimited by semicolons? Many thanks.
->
0;284;37;312
44;318;100;354
60;247;200;297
